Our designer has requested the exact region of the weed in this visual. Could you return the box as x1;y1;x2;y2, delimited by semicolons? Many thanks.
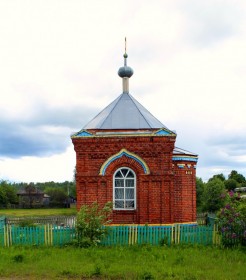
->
141;271;155;279
183;274;199;280
174;255;185;265
159;236;169;246
104;262;111;270
91;265;102;277
59;269;78;277
12;254;24;263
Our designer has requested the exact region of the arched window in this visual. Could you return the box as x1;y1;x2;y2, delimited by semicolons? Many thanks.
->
113;167;136;210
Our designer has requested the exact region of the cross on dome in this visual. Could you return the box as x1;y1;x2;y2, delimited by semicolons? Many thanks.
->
118;37;134;80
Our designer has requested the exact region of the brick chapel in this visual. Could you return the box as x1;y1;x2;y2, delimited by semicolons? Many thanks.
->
71;49;198;225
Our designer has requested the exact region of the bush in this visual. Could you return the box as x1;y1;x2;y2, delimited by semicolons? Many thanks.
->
217;191;246;247
76;201;112;247
18;219;36;228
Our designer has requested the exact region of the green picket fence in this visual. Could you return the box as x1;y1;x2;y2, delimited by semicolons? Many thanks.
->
0;224;224;247
0;216;5;228
101;224;221;246
102;225;174;246
0;225;75;247
177;224;220;245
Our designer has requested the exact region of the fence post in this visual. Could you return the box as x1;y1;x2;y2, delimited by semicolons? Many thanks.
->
128;226;132;245
44;225;47;245
173;224;180;244
50;224;53;246
171;225;174;244
3;225;7;247
213;224;220;246
178;224;180;244
4;225;11;247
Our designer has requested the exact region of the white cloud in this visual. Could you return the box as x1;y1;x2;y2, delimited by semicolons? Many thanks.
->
0;0;246;182
0;146;75;183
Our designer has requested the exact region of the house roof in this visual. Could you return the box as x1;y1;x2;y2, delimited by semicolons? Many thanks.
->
172;147;198;162
17;189;44;195
83;92;170;130
173;147;198;157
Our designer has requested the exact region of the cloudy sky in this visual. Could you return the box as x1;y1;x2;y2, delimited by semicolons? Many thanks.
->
0;0;246;183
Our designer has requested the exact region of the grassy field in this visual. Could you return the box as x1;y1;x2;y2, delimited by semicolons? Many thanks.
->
0;207;77;217
0;245;245;279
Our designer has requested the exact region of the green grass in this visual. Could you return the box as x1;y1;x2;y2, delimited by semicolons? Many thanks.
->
0;207;77;217
0;245;245;279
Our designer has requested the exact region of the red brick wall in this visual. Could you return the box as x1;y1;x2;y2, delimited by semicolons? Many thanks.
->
72;133;196;224
173;162;197;223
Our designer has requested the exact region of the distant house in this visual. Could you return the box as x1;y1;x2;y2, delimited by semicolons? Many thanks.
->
17;188;50;208
235;187;246;199
43;194;51;206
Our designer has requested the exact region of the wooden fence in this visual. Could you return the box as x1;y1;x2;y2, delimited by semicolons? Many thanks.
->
0;217;5;228
101;224;221;246
0;224;223;247
5;216;76;227
196;213;217;225
0;225;75;247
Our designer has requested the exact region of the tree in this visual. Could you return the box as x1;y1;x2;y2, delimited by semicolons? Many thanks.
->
0;187;7;206
208;173;225;182
76;202;112;247
4;185;18;205
45;187;68;207
228;170;246;184
0;180;18;207
196;177;205;212
224;179;238;191
202;178;227;212
241;182;246;188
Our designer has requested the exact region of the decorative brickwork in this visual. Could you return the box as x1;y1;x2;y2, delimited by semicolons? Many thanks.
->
72;131;197;224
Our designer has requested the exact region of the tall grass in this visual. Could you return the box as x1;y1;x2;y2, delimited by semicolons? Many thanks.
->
0;245;245;279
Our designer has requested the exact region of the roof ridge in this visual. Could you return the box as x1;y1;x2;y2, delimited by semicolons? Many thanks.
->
127;93;152;128
83;94;122;129
99;92;125;128
129;93;167;129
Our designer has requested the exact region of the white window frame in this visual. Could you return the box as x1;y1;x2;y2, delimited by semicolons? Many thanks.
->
113;167;136;210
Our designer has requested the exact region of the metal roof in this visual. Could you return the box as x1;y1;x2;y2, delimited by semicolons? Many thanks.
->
83;92;169;130
173;147;198;157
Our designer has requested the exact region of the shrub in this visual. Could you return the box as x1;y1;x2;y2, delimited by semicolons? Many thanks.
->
217;191;246;247
76;201;112;247
18;219;36;228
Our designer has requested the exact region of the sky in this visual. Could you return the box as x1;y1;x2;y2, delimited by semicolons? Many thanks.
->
0;0;246;183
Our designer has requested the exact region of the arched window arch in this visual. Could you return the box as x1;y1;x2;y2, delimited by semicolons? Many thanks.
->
113;167;136;210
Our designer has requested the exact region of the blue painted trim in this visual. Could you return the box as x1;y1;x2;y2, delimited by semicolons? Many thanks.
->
76;130;92;137
155;129;172;136
100;149;150;175
172;157;198;162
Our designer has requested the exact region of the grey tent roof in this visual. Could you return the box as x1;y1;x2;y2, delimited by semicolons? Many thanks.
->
83;92;169;130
